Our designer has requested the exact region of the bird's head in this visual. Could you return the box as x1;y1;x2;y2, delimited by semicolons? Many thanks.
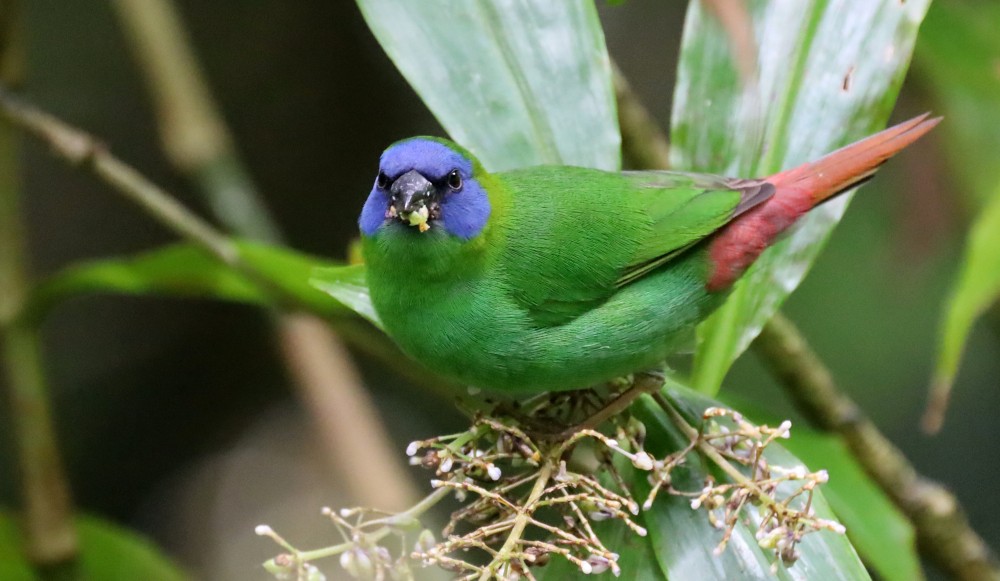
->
359;137;491;240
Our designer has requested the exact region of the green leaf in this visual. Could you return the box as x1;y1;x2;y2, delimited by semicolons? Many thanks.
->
0;512;188;580
23;242;369;323
356;0;620;171
671;0;932;393
535;516;664;580
927;189;1000;428
311;265;382;329
633;386;871;580
234;240;358;316
23;244;268;322
914;1;1000;431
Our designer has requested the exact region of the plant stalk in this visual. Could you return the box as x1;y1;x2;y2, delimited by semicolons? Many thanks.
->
0;1;77;567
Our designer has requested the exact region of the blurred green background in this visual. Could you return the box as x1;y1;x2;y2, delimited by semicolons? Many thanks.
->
1;1;997;579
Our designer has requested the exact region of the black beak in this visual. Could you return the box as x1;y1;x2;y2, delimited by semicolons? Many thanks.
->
390;170;435;215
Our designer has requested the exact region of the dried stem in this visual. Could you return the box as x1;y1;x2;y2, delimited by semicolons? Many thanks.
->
754;313;1000;581
481;461;554;581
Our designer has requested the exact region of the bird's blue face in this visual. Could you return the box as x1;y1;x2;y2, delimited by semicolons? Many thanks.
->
359;138;491;240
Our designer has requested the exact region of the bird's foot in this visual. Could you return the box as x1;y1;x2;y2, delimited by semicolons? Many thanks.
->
556;369;665;439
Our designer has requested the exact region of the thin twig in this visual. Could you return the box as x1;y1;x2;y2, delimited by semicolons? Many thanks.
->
260;486;451;567
754;313;1000;581
556;371;664;439
0;84;238;262
480;461;554;581
653;392;783;512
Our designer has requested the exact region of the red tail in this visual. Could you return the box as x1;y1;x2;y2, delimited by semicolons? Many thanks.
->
706;114;940;292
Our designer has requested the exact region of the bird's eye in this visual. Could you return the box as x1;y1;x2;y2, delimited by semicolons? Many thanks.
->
375;172;389;190
447;169;463;191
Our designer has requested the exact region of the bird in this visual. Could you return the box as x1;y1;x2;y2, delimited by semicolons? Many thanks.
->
359;115;939;393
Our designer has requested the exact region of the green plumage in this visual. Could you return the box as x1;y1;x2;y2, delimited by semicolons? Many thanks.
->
363;159;762;392
357;117;935;393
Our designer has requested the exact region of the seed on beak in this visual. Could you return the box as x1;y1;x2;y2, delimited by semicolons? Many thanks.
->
402;205;431;232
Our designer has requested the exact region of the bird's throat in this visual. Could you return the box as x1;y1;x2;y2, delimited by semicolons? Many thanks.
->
364;224;485;285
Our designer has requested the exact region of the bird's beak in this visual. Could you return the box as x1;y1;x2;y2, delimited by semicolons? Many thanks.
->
390;170;435;232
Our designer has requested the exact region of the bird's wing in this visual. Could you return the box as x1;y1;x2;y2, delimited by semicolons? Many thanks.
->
497;167;772;327
614;172;773;287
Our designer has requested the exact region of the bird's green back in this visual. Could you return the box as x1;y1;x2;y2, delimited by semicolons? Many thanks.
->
492;166;765;326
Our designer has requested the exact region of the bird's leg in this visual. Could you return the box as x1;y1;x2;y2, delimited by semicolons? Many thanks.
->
557;369;665;439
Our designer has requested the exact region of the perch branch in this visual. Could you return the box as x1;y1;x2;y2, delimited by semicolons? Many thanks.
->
754;314;1000;581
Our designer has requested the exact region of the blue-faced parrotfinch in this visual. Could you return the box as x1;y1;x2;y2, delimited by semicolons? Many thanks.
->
359;115;939;393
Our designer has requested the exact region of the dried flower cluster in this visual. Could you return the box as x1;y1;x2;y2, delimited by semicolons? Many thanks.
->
649;407;846;568
401;401;653;579
257;387;845;580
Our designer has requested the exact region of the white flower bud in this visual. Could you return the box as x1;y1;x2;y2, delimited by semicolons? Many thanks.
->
631;451;654;471
415;529;437;554
587;556;610;574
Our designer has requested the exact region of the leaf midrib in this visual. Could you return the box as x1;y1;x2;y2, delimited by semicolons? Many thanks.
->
478;0;562;165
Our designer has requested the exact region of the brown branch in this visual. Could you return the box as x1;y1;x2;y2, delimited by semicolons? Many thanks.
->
753;314;1000;581
0;85;238;260
0;1;77;567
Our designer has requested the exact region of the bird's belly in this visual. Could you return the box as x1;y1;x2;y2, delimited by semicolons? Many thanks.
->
373;257;717;393
389;289;709;393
